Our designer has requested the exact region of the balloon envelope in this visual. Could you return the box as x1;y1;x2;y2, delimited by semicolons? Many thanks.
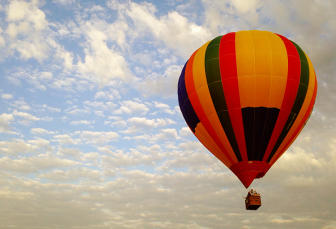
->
178;30;317;188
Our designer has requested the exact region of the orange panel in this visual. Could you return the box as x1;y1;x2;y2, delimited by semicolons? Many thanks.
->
195;123;232;168
255;75;272;107
238;75;255;108
268;76;287;108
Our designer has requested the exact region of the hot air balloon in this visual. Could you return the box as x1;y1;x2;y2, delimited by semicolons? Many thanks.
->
177;30;317;201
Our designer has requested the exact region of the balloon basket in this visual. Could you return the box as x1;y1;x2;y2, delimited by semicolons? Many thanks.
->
245;190;261;210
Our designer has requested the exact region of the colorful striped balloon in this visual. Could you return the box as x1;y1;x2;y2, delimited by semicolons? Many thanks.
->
178;30;317;188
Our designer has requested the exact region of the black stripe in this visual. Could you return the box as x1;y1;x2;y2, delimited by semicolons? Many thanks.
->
257;108;280;160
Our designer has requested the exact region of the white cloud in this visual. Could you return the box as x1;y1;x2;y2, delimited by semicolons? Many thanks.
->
179;127;192;137
12;110;38;120
10;100;30;110
39;167;103;182
82;152;100;165
79;131;119;145
12;110;39;125
5;0;49;60
0;138;51;156
154;101;170;109
0;113;14;133
94;91;114;100
137;64;182;97
1;94;13;99
57;147;82;157
53;134;79;145
153;101;176;114
111;120;127;128
76;19;133;86
155;128;179;141
64;105;91;115
69;120;92;125
156;149;216;173
0;139;34;156
113;100;149;115
0;155;79;174
100;148;162;168
125;1;212;57
28;138;53;153
36;104;61;113
178;141;205;152
120;117;176;134
52;0;76;6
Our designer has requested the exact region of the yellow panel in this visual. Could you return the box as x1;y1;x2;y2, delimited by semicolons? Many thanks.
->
236;50;255;77
238;75;254;108
267;32;288;54
255;75;272;107
193;42;211;90
272;52;288;77
192;41;238;163
255;51;272;76
269;54;316;164
197;86;217;115
236;31;254;53
253;37;271;52
250;30;268;38
195;123;232;168
268;76;287;108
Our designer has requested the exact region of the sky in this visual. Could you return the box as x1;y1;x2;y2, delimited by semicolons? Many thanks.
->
0;0;335;228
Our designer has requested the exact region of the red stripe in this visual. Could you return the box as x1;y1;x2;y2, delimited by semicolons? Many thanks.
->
185;48;235;165
219;32;248;161
262;35;301;162
271;76;317;165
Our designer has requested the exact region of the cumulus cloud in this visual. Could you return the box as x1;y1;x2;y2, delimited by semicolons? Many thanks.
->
79;131;119;145
12;110;39;125
101;148;162;169
94;91;115;100
76;18;133;86
0;139;34;156
1;93;13;99
156;128;179;140
5;0;49;60
53;134;79;145
0;155;79;174
30;128;55;135
10;100;30;110
57;147;82;158
125;1;212;57
0;113;14;133
137;64;182;98
39;167;103;182
113;100;149;115
153;101;176;114
120;117;176;134
69;120;92;125
179;127;192;137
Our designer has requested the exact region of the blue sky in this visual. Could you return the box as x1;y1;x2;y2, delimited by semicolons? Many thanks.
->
0;0;335;228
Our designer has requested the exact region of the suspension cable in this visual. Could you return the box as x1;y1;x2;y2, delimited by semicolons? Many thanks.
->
216;161;246;199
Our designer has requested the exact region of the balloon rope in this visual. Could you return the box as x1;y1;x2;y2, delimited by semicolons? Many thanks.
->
216;161;245;199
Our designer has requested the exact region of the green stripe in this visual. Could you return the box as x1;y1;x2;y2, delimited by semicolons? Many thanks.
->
205;35;242;161
291;41;309;114
266;41;310;163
